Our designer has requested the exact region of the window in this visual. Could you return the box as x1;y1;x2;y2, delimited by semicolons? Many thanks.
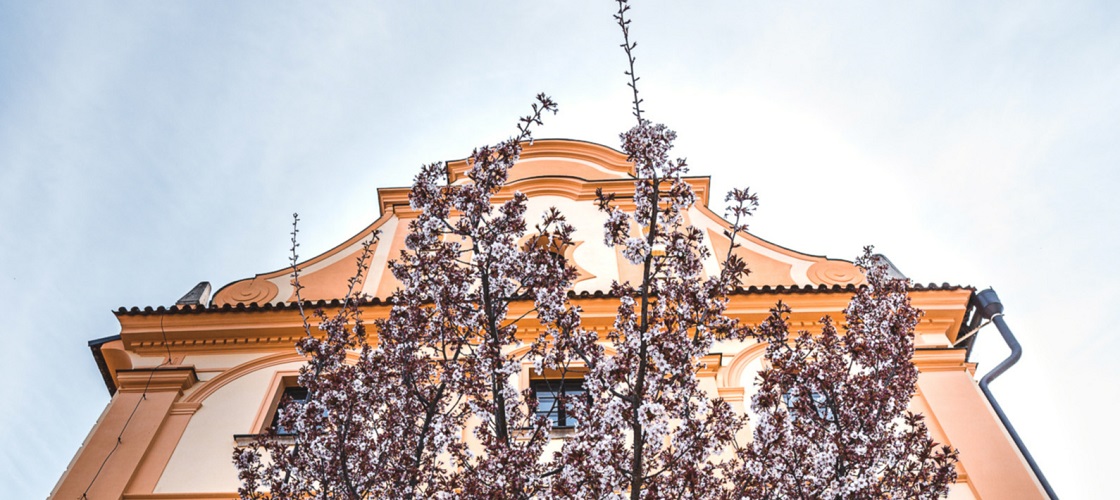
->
269;386;310;434
783;390;834;422
530;379;585;428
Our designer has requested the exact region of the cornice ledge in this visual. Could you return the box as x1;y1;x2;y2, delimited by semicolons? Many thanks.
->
170;401;203;415
717;386;746;403
697;353;723;377
116;366;199;393
912;348;974;372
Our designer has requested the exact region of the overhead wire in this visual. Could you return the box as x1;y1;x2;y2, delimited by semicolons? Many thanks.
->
79;310;175;499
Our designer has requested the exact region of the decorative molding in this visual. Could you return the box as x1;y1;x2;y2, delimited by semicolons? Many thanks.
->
913;348;973;372
447;139;636;184
211;277;278;308
169;402;202;416
517;234;597;286
249;370;300;434
129;335;304;354
183;352;307;404
116;367;198;394
722;343;770;388
806;260;866;286
211;209;395;307
717;386;745;403
119;288;969;365
697;353;723;377
234;433;295;447
564;240;596;286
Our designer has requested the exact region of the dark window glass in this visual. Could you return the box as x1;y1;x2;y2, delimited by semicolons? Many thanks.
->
531;379;585;428
270;387;310;434
783;390;834;422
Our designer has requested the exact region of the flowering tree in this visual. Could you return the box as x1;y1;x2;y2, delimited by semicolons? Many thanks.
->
722;249;959;499
235;95;578;499
234;1;957;498
381;93;574;499
544;4;757;498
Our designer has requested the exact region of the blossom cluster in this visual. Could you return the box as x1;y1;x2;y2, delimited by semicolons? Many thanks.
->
722;249;959;499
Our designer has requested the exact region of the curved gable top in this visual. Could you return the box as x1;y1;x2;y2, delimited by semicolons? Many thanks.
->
451;138;637;183
212;139;863;307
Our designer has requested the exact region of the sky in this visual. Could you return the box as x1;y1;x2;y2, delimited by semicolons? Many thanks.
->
1;1;1117;497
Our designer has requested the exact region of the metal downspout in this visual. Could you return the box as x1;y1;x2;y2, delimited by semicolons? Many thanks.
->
974;288;1057;499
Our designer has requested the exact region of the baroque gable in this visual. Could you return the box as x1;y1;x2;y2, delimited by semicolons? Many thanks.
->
212;139;864;308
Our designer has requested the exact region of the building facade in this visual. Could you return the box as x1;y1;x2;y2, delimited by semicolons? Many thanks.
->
53;140;1046;499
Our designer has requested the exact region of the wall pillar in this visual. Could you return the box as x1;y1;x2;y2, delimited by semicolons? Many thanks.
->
914;349;1045;499
52;367;197;500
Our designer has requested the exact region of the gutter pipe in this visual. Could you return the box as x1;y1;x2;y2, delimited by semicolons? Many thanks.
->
89;334;122;396
974;288;1057;499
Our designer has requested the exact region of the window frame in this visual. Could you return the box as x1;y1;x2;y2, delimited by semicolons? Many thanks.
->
783;389;835;423
530;378;586;429
269;386;311;435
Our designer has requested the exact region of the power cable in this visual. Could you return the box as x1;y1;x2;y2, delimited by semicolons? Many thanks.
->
79;311;174;499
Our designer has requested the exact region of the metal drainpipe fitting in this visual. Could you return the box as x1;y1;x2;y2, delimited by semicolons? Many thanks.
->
975;288;1057;499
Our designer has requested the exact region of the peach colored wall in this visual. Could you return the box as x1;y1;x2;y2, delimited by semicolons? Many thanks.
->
124;402;200;495
917;369;1045;499
63;339;1044;498
523;195;618;292
53;368;196;499
946;483;979;499
154;360;304;494
54;390;179;499
181;353;267;372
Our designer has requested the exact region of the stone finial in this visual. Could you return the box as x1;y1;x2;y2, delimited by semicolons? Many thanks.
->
872;254;907;280
176;281;212;306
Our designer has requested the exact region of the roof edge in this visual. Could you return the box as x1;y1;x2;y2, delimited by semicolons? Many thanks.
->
116;283;975;316
88;335;121;396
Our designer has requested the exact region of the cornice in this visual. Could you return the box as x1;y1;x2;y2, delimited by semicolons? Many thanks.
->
113;287;971;356
377;175;712;216
913;348;976;373
697;353;723;377
116;366;198;394
445;139;636;184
